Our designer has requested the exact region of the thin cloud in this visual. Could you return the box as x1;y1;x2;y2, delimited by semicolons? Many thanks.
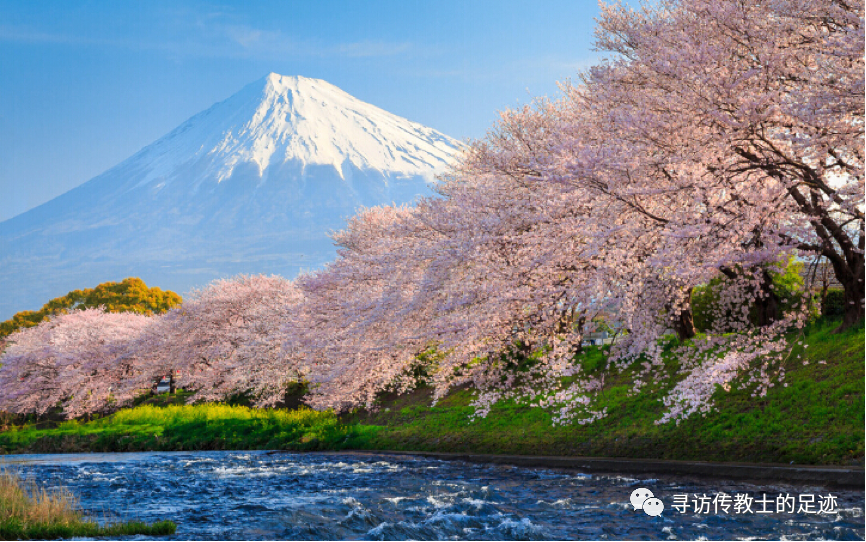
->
0;19;414;61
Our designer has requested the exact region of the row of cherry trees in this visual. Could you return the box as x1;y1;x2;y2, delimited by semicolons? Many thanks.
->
0;0;861;423
289;0;862;421
0;276;303;418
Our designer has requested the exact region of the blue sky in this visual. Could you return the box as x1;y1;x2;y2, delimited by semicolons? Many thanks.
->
0;1;623;222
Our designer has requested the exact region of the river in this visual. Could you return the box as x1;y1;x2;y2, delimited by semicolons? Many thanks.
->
1;451;862;540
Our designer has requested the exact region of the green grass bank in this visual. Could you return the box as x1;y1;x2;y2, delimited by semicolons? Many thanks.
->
0;403;375;454
0;317;862;465
350;318;864;466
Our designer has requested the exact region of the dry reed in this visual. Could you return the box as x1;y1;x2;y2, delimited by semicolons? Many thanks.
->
0;469;177;539
0;469;81;527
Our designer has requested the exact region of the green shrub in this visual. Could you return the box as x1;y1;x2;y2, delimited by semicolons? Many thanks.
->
692;257;808;332
821;288;846;317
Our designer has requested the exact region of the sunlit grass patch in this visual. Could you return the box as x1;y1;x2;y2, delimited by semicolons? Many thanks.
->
0;403;373;454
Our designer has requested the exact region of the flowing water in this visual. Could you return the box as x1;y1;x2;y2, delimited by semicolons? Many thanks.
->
1;451;862;540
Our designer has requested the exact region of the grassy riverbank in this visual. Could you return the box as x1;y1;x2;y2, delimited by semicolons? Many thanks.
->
350;318;864;465
0;470;175;539
0;317;862;465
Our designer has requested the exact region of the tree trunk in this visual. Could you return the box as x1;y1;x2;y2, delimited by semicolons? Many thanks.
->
820;275;829;316
169;372;176;395
672;306;696;341
736;152;864;333
670;288;696;341
752;269;780;328
840;278;864;331
824;244;864;333
554;307;584;356
569;313;585;356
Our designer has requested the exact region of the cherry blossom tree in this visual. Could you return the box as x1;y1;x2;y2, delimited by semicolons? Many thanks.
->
0;308;153;418
292;0;862;424
130;274;305;407
291;147;617;419
0;276;305;418
584;0;863;330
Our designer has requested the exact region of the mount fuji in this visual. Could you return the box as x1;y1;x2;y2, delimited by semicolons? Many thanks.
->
0;74;463;318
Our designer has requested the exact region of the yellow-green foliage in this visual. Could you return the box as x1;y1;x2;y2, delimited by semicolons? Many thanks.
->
0;278;182;338
0;403;374;454
111;403;334;427
0;470;175;539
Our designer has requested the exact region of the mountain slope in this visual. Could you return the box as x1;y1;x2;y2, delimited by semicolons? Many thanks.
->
0;74;462;319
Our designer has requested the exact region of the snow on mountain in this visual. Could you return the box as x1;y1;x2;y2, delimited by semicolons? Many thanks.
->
0;74;463;319
132;73;457;191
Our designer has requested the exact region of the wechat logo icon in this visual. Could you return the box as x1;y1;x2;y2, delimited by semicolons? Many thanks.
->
630;487;664;517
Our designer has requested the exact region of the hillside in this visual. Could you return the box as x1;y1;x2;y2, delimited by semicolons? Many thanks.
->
349;318;864;465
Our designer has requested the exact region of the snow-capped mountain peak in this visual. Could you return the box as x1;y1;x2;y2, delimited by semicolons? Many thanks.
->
133;73;460;191
0;74;463;319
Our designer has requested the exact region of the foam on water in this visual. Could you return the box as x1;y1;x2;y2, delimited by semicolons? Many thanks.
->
1;451;861;541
